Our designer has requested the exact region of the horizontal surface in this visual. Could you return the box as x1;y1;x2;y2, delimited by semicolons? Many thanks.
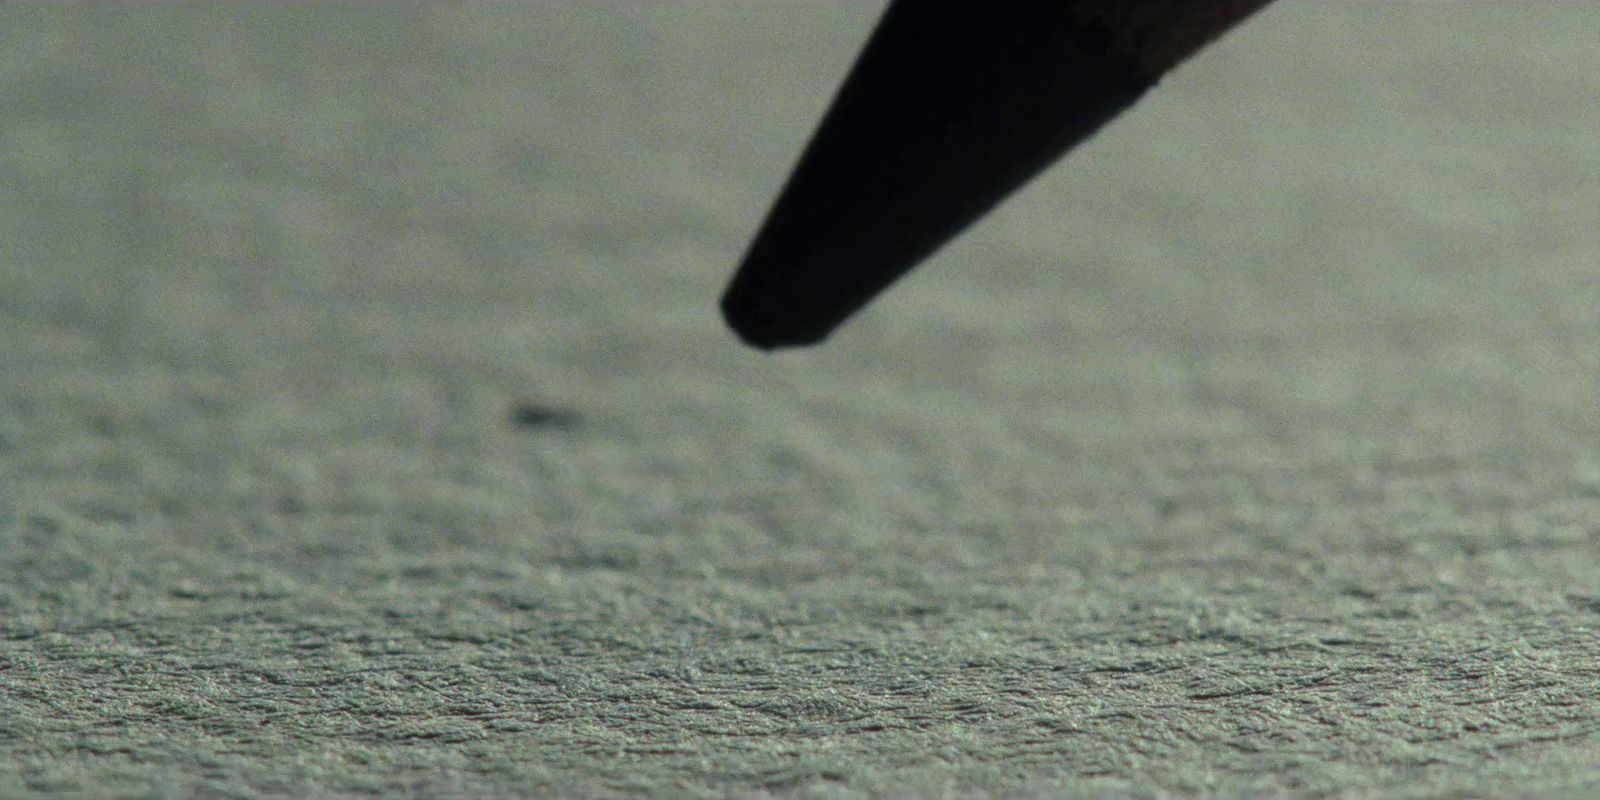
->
2;4;1599;797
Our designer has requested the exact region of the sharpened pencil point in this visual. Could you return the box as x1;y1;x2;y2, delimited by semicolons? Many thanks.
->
722;0;1268;349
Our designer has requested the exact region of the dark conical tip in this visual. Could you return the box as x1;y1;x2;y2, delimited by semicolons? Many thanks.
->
721;1;1271;350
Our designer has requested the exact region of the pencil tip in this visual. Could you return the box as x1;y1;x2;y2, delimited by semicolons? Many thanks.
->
721;1;1268;349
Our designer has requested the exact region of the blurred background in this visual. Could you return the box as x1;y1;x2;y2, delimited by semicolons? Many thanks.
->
3;4;1599;796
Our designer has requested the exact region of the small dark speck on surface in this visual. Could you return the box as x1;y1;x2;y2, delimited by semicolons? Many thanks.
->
509;402;583;431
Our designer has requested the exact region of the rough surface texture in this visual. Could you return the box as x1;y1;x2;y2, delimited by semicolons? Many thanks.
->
3;4;1600;797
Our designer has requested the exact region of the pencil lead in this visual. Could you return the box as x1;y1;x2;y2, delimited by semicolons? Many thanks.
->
722;0;1268;349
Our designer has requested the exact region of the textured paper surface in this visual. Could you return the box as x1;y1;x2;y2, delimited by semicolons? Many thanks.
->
3;4;1599;796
